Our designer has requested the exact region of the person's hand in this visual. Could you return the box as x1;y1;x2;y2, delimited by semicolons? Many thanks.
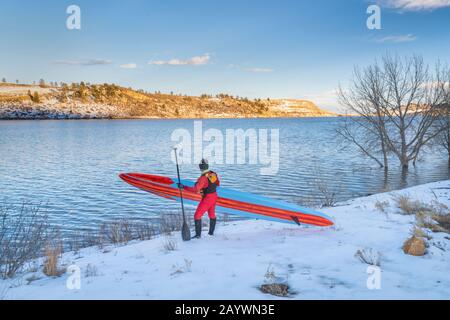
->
177;183;184;190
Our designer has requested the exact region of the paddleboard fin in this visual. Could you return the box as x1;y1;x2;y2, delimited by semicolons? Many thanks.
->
291;216;301;226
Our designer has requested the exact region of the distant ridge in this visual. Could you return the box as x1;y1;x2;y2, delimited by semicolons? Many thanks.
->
0;83;337;119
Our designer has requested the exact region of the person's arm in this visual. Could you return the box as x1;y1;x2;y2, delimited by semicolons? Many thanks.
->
183;176;208;193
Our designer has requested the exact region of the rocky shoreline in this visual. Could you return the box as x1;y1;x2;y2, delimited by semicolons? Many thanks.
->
0;102;122;120
0;83;337;120
0;102;338;120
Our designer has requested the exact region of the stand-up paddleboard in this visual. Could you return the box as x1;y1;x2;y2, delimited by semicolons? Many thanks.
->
119;173;334;227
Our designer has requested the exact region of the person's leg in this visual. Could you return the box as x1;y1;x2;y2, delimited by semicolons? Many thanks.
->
193;200;209;238
208;207;217;236
207;196;217;235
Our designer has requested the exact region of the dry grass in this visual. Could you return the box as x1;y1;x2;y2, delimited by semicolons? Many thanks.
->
354;248;381;266
260;283;290;297
432;214;450;232
393;195;427;215
412;226;432;240
419;213;450;234
412;201;450;234
43;244;64;277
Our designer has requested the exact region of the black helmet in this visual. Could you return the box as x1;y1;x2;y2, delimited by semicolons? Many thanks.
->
199;159;209;171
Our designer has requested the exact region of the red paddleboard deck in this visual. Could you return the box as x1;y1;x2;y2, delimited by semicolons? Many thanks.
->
119;173;334;227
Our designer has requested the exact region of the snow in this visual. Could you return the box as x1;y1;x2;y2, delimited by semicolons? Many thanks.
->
1;180;449;300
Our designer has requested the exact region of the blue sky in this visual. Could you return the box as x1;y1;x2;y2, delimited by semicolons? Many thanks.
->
1;0;449;112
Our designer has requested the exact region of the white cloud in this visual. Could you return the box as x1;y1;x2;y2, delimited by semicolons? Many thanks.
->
53;59;112;66
376;34;417;43
244;68;274;73
148;54;210;66
120;63;137;69
380;0;450;11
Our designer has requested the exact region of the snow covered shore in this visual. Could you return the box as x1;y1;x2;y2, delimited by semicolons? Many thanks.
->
1;180;449;300
0;102;121;119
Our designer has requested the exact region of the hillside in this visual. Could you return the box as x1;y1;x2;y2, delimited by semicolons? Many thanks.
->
0;83;336;119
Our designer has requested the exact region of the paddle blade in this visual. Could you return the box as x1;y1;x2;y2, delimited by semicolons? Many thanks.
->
181;222;191;241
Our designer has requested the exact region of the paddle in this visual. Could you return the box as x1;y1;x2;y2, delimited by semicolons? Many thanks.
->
173;148;191;241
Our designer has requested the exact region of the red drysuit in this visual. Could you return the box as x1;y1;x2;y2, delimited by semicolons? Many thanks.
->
183;172;220;221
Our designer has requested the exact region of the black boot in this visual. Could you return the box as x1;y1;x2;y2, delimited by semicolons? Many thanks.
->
208;218;216;236
193;219;202;239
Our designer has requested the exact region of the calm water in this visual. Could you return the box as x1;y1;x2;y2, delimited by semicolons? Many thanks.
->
1;118;449;238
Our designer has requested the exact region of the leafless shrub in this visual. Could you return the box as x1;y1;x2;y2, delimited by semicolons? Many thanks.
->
354;248;381;266
160;214;184;235
100;219;158;246
375;200;390;213
183;259;192;272
135;222;157;241
263;265;278;283
100;219;135;245
170;259;192;276
163;236;178;252
84;264;99;278
0;203;54;279
309;168;339;207
65;219;158;253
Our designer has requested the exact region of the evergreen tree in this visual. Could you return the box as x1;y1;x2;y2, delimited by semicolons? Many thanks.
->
33;91;40;103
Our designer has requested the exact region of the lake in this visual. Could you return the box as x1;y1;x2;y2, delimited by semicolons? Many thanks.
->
1;118;449;239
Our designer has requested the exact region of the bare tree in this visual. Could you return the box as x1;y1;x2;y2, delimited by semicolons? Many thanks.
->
338;55;447;170
336;117;388;169
435;106;450;163
432;67;450;163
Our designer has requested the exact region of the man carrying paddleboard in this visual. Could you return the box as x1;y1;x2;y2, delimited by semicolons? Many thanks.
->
178;159;220;239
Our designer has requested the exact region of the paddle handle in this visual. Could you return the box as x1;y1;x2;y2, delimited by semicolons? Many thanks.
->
173;148;187;223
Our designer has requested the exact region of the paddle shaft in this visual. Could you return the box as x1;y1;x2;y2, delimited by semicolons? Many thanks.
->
173;148;187;223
